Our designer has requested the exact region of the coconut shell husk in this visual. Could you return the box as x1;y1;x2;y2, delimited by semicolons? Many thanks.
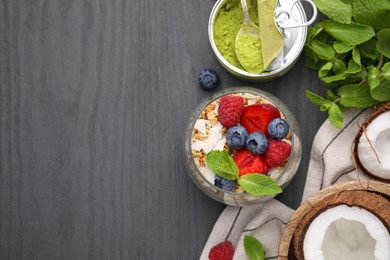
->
278;181;390;260
352;102;390;183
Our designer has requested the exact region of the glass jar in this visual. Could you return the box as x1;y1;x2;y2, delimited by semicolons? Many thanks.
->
183;87;302;206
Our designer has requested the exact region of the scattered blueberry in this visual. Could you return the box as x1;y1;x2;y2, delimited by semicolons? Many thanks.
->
198;69;219;90
246;132;268;155
226;126;249;150
268;118;289;140
214;175;236;191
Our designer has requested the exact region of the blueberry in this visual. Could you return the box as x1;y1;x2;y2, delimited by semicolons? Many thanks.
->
246;132;268;155
226;126;249;150
268;118;289;140
198;69;219;90
214;175;236;191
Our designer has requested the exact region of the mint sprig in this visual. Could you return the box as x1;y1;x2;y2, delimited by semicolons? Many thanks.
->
244;235;265;260
205;150;239;180
305;0;390;128
206;151;282;196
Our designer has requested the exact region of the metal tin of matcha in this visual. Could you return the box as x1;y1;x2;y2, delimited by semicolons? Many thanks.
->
208;0;315;82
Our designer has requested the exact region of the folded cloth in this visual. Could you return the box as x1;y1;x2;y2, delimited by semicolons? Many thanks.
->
200;108;373;260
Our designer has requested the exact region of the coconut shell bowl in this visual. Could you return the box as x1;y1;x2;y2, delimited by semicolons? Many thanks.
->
278;180;390;260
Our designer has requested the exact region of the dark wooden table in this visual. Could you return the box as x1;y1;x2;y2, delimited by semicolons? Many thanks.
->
0;1;326;259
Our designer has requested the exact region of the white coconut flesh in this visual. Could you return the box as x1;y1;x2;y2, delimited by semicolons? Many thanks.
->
303;205;390;260
358;112;390;179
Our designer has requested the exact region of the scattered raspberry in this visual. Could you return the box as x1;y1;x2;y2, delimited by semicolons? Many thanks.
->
218;96;244;128
264;139;292;167
209;240;235;260
233;148;270;176
240;104;280;135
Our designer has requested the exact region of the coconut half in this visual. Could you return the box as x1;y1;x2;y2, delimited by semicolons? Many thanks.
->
293;190;390;260
353;103;390;182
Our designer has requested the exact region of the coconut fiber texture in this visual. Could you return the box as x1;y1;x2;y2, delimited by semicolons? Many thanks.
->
200;108;374;260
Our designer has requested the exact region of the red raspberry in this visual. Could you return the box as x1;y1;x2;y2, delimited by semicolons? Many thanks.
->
264;139;292;167
209;240;235;260
218;96;244;128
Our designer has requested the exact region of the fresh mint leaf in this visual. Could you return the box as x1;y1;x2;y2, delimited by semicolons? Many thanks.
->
237;174;282;196
377;29;390;59
338;83;379;108
358;38;377;61
310;40;336;61
328;103;343;128
371;80;390;102
322;54;362;84
368;65;381;91
319;62;333;78
306;90;332;109
322;20;375;53
368;65;390;102
352;48;361;66
332;59;347;74
352;0;390;31
382;63;390;81
244;235;265;260
313;0;351;24
324;89;339;101
206;151;238;180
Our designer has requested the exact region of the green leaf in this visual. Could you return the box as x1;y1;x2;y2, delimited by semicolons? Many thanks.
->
306;90;332;109
322;54;362;84
306;22;326;42
352;0;390;31
244;235;265;260
322;20;375;53
313;0;352;24
328;103;343;128
206;151;238;180
352;48;361;67
367;65;390;102
237;174;282;196
319;62;333;78
382;62;390;81
338;83;379;108
310;40;336;61
324;89;339;101
358;38;377;61
368;65;381;90
332;59;347;74
377;29;390;59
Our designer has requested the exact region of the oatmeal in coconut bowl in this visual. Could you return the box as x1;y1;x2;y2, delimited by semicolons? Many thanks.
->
183;87;302;206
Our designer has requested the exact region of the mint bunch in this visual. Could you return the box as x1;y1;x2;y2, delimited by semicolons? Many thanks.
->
206;151;282;196
305;0;390;128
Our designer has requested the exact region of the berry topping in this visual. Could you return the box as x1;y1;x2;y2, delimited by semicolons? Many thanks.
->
268;118;290;140
198;69;219;90
226;126;249;150
214;175;237;191
218;95;245;128
233;148;270;176
246;132;268;155
240;104;280;135
264;139;292;167
209;240;235;260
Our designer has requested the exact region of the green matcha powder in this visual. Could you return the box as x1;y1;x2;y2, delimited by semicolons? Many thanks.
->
213;0;261;72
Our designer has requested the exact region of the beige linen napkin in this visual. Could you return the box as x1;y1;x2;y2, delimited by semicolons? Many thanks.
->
200;108;373;260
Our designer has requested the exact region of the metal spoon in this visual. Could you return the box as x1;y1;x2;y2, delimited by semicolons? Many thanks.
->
235;0;263;73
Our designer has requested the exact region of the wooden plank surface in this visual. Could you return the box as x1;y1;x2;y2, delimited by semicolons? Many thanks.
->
0;0;326;259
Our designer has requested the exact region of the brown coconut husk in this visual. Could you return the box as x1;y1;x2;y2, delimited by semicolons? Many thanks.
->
352;102;390;183
278;181;390;260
